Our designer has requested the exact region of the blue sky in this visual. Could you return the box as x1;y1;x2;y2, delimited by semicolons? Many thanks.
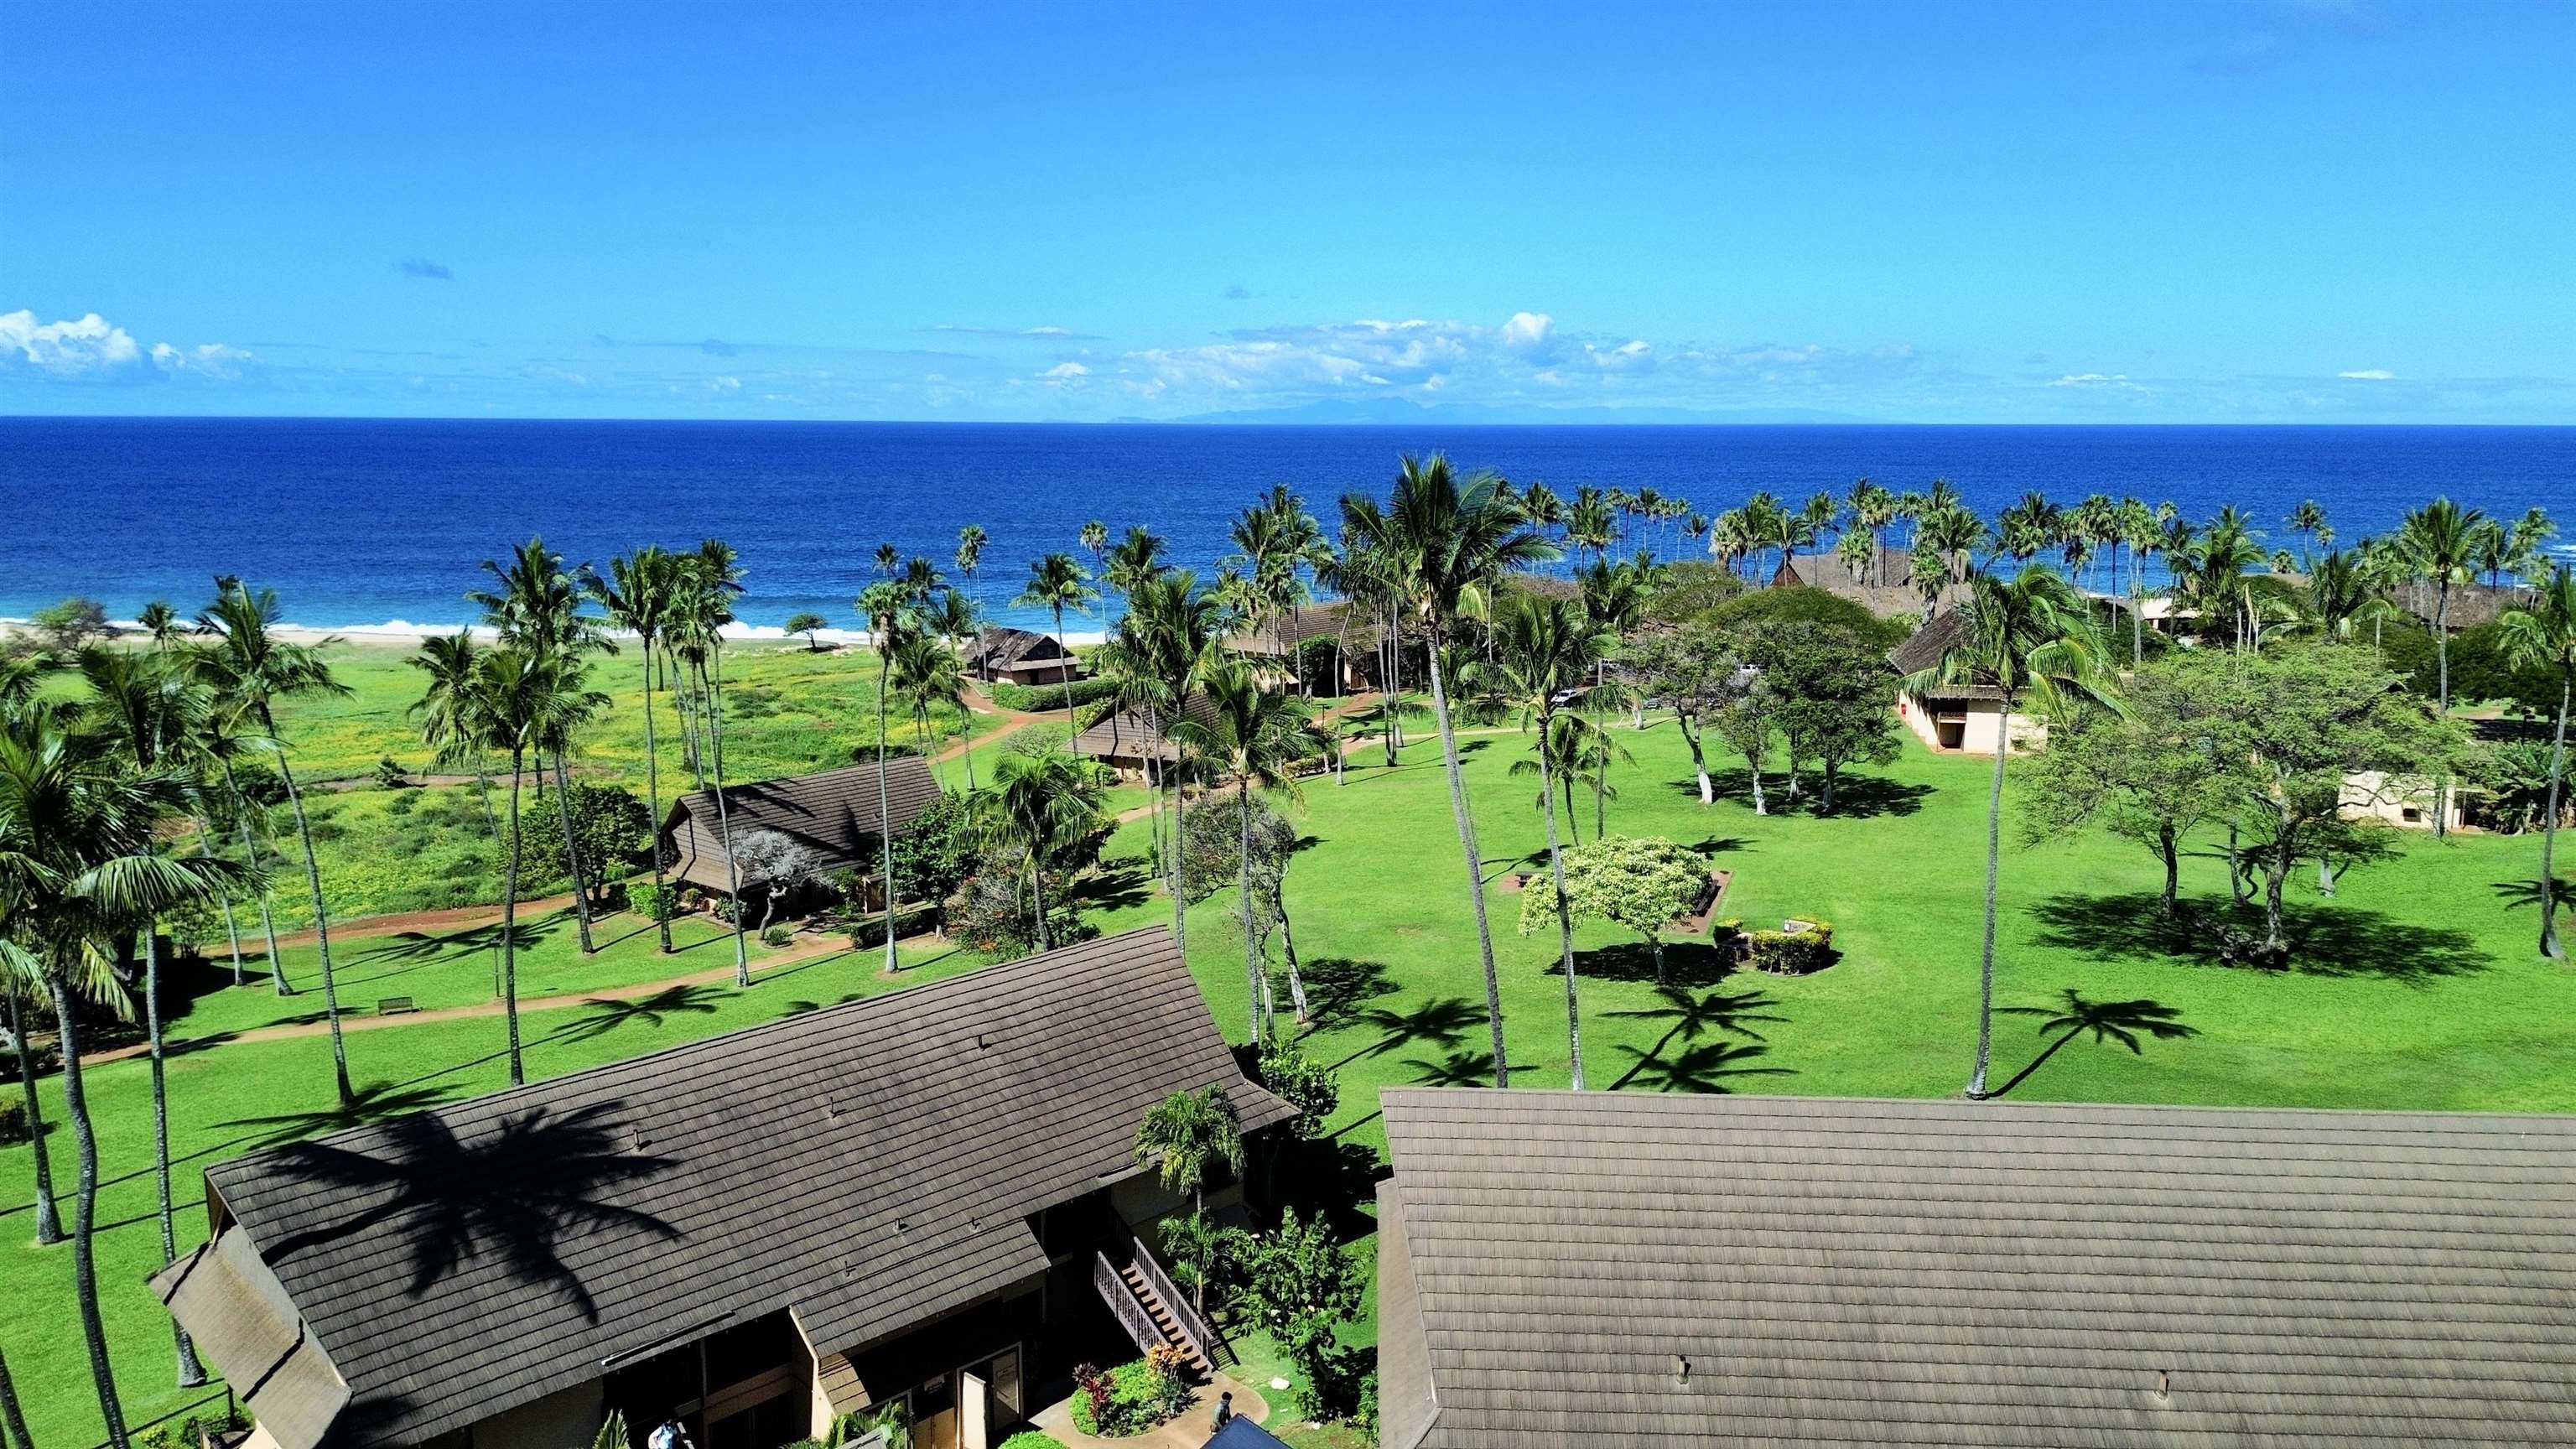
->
5;1;2572;423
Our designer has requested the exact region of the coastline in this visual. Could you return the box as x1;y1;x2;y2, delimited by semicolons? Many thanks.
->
0;616;1112;649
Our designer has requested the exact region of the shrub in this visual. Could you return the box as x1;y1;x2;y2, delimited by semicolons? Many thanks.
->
517;782;654;888
384;790;419;816
989;674;1120;714
1741;919;1835;974
847;901;938;950
0;1100;28;1146
883;793;975;908
998;1435;1067;1449
761;923;795;947
1257;1045;1340;1138
630;880;678;922
946;852;1093;959
375;757;410;788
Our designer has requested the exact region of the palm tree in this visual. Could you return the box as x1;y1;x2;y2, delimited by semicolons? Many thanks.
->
1577;558;1651;832
591;547;683;951
408;631;502;844
856;582;917;972
190;579;359;1106
1477;594;1610;1088
1127;571;1223;952
136;600;184;650
2500;563;2576;959
955;523;989;584
2288;499;2329;569
1015;553;1098;731
1341;454;1559;1087
1899;565;2122;1099
974;750;1100;953
0;710;238;1449
2300;549;2397;642
1079;519;1110;578
75;650;247;1387
874;542;901;579
1130;1087;1244;1311
891;629;966;790
192;702;290;995
673;541;752;982
1174;661;1311;1044
470;538;615;955
923;586;984;790
1105;525;1170;602
2399;498;2486;838
4;969;61;1245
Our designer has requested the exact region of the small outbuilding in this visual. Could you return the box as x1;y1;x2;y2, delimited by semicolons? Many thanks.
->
967;626;1084;687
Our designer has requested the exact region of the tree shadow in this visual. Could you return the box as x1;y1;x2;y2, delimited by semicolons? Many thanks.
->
259;1101;680;1322
1604;982;1784;1091
1073;860;1154;913
2028;891;2492;984
1809;774;1932;819
1680;836;1750;858
1297;957;1395;1032
212;1080;470;1153
558;984;724;1043
1560;941;1737;987
1268;1137;1389;1244
346;913;568;969
2492;875;2573;917
1990;989;2197;1098
1401;1048;1495;1087
1337;995;1483;1068
781;993;868;1016
1610;1040;1791;1093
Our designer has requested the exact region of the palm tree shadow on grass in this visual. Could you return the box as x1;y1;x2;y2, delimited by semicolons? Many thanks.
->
1072;858;1155;913
1337;995;1484;1069
1989;989;2196;1098
1604;983;1784;1091
345;912;570;969
258;1100;681;1322
1296;957;1394;1032
212;1080;471;1153
2028;891;2490;984
1612;1040;1790;1093
1402;1048;1496;1087
558;984;724;1043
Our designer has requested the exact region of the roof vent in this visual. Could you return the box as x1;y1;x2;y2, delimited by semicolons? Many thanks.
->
2154;1370;2170;1402
1674;1355;1690;1385
629;1127;648;1153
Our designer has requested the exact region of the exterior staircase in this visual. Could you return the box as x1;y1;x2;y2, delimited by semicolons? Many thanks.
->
1116;1259;1205;1372
1090;1232;1233;1373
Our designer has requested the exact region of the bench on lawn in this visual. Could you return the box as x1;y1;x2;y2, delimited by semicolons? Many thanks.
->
377;996;418;1016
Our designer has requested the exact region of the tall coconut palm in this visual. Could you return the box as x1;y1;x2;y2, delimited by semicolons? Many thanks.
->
1174;662;1311;1045
3;969;60;1245
0;711;238;1449
591;547;683;951
1475;594;1612;1088
76;649;246;1387
1015;553;1098;732
891;629;966;791
2500;563;2576;959
190;580;358;1106
1127;572;1223;953
674;541;751;982
135;600;184;650
955;523;989;584
2399;498;2486;838
923;586;984;790
1342;454;1558;1087
470;538;615;953
1080;519;1110;577
1577;557;1653;830
857;582;918;972
2288;499;2329;569
1899;565;2122;1099
464;647;605;1085
1105;525;1170;602
974;750;1101;954
2300;549;2397;642
407;631;502;844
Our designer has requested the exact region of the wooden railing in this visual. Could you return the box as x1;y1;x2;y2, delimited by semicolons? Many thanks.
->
1092;1250;1164;1359
1129;1233;1228;1368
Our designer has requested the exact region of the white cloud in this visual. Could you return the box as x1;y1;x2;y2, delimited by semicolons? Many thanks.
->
1023;326;1078;338
2047;372;2150;392
1;309;256;382
2339;368;2396;380
707;375;742;392
1501;310;1555;352
1041;361;1090;379
151;340;256;378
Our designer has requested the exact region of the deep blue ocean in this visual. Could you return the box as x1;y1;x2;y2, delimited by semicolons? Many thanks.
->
4;418;2570;634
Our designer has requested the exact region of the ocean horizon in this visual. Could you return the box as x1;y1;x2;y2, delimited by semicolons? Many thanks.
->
10;416;2573;635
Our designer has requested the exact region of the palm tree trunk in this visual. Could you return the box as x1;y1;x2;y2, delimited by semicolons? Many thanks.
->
140;929;207;1385
7;986;62;1245
0;1344;33;1449
1276;895;1311;1025
1028;850;1052;954
1053;605;1078;733
2541;674;2568;959
261;712;352;1108
1427;648;1509;1088
551;751;597;954
47;970;131;1449
875;655;899;974
2434;584;2453;839
1237;781;1263;1046
219;761;291;995
197;831;247;988
641;641;674;953
704;650;750;986
1963;711;2008;1099
1167;719;1189;959
503;758;526;1086
1535;721;1586;1089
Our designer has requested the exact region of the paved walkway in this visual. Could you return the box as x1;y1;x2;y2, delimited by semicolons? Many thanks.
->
1028;1372;1273;1449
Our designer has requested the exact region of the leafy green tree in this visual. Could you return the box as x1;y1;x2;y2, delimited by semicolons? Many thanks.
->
1341;454;1558;1087
515;782;651;898
2500;564;2576;958
1709;662;1779;815
1235;1208;1368;1420
1133;1086;1244;1311
191;580;360;1105
1899;564;2123;1098
1518;834;1706;985
1749;621;1903;814
1629;622;1735;804
1256;1044;1339;1136
30;598;108;653
1015;552;1099;730
2019;662;2231;918
591;546;685;952
783;611;830;650
971;749;1101;954
1177;783;1313;1026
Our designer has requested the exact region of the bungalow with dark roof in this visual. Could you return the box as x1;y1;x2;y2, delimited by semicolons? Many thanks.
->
966;626;1084;688
1375;1089;2576;1449
153;929;1294;1449
1888;610;2044;755
658;756;943;911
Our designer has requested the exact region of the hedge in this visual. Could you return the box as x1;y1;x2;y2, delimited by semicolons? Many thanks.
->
989;674;1122;714
1718;917;1836;975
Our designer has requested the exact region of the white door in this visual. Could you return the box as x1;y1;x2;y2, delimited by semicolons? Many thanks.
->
958;1371;988;1449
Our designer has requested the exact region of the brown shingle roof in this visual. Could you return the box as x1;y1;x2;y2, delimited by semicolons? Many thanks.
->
158;929;1291;1449
1070;696;1223;766
969;626;1072;669
1376;1090;2576;1449
662;756;943;891
1225;600;1381;656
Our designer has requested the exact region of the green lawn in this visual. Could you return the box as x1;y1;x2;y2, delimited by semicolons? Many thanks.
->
8;709;2572;1449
